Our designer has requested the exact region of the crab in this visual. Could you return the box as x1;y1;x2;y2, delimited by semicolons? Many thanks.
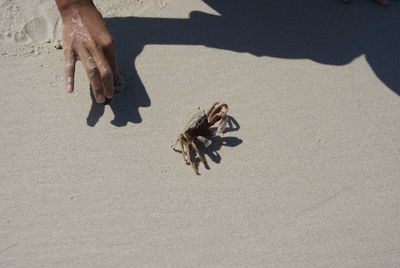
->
171;102;229;175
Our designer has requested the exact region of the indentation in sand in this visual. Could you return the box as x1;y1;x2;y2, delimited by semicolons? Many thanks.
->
23;17;49;42
13;31;29;43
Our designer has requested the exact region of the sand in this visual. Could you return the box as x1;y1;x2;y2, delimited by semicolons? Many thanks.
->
1;0;400;267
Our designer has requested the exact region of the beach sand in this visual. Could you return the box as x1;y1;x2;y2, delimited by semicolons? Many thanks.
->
1;0;400;266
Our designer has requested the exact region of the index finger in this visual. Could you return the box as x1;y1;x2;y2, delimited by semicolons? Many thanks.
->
64;47;77;93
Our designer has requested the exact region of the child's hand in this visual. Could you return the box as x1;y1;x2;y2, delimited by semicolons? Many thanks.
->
58;2;117;103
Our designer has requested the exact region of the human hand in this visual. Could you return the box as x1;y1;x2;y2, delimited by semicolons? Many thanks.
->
57;1;117;103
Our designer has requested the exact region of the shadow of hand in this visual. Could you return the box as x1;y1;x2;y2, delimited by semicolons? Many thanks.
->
86;72;150;127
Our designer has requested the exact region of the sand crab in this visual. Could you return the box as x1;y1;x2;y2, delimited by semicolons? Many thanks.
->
172;102;229;174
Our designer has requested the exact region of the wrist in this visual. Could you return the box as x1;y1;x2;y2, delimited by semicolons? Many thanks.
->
56;0;96;21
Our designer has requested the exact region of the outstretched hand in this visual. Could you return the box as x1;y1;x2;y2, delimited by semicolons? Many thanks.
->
57;1;118;104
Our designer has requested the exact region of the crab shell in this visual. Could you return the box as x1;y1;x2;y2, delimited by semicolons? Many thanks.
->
183;110;213;140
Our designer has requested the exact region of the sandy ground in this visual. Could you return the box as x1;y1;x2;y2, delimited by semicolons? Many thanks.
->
1;0;400;267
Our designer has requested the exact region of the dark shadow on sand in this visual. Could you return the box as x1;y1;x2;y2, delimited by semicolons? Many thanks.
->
88;0;400;126
203;136;243;164
201;115;242;166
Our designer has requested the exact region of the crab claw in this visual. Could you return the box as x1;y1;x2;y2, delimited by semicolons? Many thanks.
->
215;114;228;135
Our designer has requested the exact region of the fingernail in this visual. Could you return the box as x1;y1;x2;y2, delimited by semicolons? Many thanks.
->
96;94;105;103
67;84;73;93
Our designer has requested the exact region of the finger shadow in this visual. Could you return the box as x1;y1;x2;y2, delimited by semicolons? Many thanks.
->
87;88;105;127
86;74;151;127
108;74;149;126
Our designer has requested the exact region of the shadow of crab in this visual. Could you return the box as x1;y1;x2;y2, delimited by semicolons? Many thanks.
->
201;136;243;165
190;115;242;171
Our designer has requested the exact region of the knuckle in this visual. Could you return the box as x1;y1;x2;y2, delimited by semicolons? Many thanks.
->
85;40;97;50
63;48;73;58
65;62;75;71
63;47;71;54
100;69;113;80
102;37;115;48
89;67;100;77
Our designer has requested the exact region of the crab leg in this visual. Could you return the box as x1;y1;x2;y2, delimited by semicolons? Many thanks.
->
192;140;208;169
209;107;229;135
197;135;212;148
171;137;181;152
207;103;229;123
187;143;200;175
206;102;220;121
172;134;189;164
180;135;191;164
215;114;228;135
